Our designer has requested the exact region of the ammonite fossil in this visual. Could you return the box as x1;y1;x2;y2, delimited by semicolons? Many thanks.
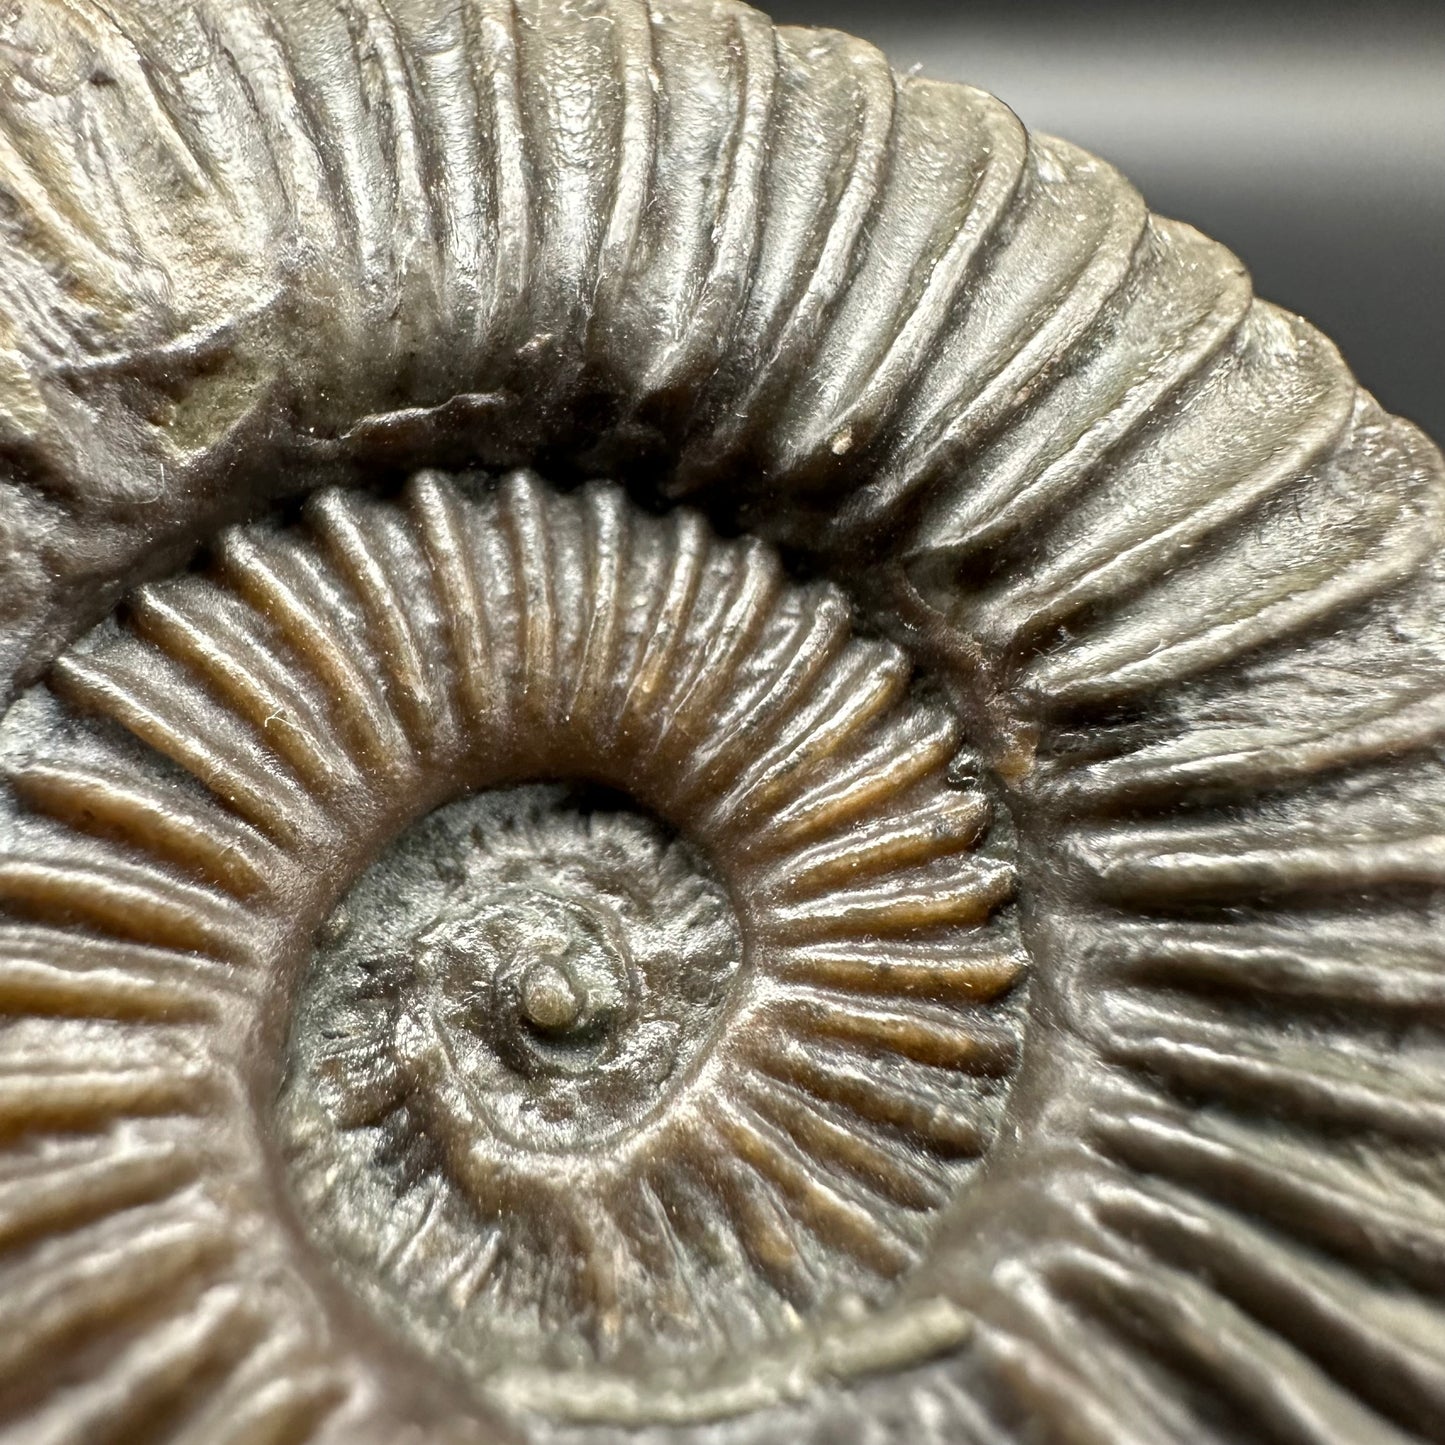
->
0;2;1441;1442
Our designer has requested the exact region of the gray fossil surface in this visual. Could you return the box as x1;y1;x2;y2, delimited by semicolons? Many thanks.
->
0;1;1443;1442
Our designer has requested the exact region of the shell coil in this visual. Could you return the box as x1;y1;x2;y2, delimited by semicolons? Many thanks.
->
0;1;1441;1442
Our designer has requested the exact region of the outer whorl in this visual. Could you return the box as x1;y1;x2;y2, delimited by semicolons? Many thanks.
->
0;2;1442;1444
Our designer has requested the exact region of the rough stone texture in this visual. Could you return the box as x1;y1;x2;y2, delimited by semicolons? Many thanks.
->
0;1;1443;1442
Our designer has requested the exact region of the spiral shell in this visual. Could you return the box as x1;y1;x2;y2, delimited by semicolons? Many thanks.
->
1;468;1020;1410
0;0;1443;1442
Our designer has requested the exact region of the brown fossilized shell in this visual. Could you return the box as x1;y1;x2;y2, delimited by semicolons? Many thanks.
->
0;1;1443;1443
3;472;1020;1426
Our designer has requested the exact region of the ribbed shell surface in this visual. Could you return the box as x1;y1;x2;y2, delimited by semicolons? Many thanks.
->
0;2;1443;1444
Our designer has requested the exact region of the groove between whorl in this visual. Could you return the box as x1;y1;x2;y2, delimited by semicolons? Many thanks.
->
0;3;1443;1444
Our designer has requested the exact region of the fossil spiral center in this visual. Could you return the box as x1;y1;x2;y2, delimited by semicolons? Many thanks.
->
404;872;700;1156
0;0;1432;1424
433;888;633;1059
249;473;1021;1403
520;957;585;1031
290;783;743;1166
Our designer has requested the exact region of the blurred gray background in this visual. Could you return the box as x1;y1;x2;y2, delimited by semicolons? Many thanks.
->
767;0;1444;442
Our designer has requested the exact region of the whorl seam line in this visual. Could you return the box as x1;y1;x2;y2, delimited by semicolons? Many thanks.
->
0;474;1020;1435
0;2;1442;1443
0;0;1437;722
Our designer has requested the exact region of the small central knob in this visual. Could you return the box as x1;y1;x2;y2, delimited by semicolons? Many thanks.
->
520;959;585;1033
